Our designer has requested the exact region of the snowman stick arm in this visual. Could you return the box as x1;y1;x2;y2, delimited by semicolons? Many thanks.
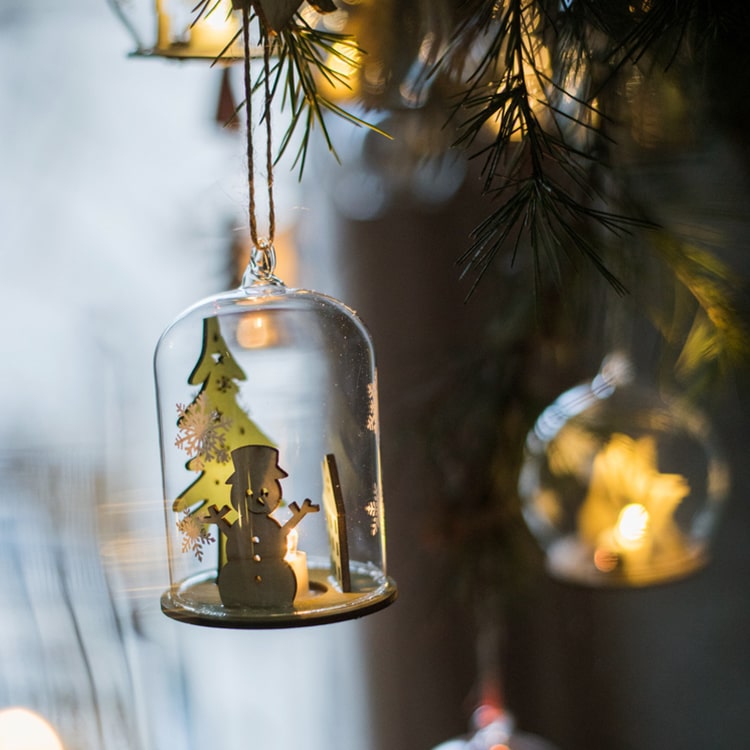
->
281;499;320;534
202;504;232;534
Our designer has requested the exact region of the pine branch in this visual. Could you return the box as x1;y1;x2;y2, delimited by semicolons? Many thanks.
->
458;169;649;298
440;0;750;298
273;18;353;173
446;0;642;294
195;2;389;177
259;12;389;177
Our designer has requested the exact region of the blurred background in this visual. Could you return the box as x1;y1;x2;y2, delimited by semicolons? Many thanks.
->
1;1;749;749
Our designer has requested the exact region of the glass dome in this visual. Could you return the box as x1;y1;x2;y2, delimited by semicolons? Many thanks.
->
518;353;729;587
154;272;396;626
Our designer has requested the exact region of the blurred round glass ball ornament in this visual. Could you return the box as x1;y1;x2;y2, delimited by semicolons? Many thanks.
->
518;353;729;587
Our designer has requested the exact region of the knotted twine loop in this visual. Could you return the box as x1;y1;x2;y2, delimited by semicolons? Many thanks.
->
241;5;277;278
249;238;278;281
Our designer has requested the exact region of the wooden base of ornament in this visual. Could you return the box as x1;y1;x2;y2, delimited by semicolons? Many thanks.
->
161;560;397;628
544;535;708;588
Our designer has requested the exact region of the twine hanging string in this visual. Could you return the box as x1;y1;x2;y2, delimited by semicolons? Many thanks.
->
241;6;276;271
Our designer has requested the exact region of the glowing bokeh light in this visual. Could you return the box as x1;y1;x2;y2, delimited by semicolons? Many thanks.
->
615;503;650;549
0;708;64;750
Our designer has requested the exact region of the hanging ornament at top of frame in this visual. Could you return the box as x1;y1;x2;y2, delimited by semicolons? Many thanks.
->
152;0;396;627
111;0;339;60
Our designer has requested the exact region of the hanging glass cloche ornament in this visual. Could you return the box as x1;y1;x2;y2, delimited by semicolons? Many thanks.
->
518;353;729;587
155;243;396;627
153;3;395;627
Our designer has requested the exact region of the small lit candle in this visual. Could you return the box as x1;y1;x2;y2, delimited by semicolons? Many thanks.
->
579;433;691;578
155;0;170;50
285;528;310;601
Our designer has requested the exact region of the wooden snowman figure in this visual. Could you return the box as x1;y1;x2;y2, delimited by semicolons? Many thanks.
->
204;444;319;608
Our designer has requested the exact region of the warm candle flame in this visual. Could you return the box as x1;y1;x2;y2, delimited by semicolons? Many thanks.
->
614;503;650;549
285;527;299;559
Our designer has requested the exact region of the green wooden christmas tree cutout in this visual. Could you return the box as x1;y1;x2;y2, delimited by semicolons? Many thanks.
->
174;316;273;558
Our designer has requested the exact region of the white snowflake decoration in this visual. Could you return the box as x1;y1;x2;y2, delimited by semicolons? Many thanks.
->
366;379;379;433
176;509;216;561
175;391;232;464
365;486;380;536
